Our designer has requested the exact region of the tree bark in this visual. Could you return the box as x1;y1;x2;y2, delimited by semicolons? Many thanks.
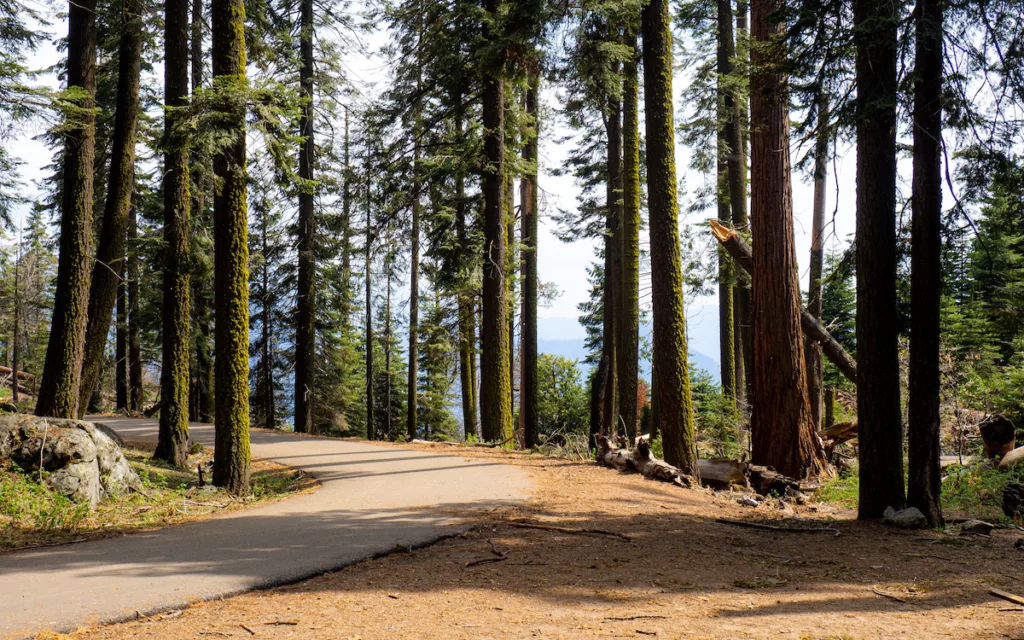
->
115;257;127;411
908;0;944;527
716;0;737;406
12;243;20;405
155;0;192;466
641;0;699;475
407;42;422;441
365;179;375;440
520;68;539;449
211;0;251;493
749;0;828;479
806;94;829;432
455;91;479;442
854;0;905;517
127;205;143;412
77;0;144;418
602;57;621;440
731;1;752;406
616;34;641;446
479;0;512;443
293;0;315;434
36;0;97;418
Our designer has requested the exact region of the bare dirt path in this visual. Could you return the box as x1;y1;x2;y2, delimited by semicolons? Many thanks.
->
0;419;530;639
62;444;1024;640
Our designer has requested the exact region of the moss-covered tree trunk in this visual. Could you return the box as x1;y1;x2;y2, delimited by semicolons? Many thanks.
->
77;0;144;417
854;0;905;518
455;92;479;442
479;0;512;443
127;205;143;412
35;0;97;419
602;61;621;440
749;0;828;480
641;0;699;475
155;0;192;466
908;0;943;527
365;179;375;440
616;33;641;446
715;0;737;408
211;0;251;493
293;0;315;434
806;95;828;433
520;68;539;450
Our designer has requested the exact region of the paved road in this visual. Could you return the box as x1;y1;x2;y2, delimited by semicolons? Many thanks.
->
0;419;530;638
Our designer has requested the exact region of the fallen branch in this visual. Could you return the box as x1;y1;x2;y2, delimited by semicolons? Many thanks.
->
709;220;857;382
239;624;256;635
715;518;840;537
466;539;509;567
603;615;668;622
411;435;516;449
990;588;1024;607
872;588;908;603
505;520;632;542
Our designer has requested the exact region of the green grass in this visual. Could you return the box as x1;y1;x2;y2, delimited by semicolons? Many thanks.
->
0;449;316;552
815;458;1024;524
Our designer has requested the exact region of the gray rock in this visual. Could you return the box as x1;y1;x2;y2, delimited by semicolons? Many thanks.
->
0;415;141;508
882;506;928;529
959;519;994;536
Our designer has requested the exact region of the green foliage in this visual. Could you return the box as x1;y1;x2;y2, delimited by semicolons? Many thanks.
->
536;354;589;435
689;364;741;458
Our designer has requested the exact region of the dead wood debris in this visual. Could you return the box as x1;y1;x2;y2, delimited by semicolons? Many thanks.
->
504;519;632;542
465;539;510;567
872;588;908;603
990;587;1024;607
715;518;840;537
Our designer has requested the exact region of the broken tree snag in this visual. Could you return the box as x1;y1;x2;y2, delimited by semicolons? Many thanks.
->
708;220;858;383
596;435;634;471
979;415;1016;459
747;465;800;496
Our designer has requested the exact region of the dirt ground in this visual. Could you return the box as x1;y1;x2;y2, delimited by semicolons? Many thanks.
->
62;443;1024;640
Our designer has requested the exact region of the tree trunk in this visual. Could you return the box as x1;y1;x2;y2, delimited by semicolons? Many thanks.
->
616;34;641;446
260;219;276;429
342;107;352;319
385;267;392;439
806;94;828;433
479;0;512;443
12;243;20;405
155;0;192;466
293;0;315;434
749;0;828;479
36;0;97;419
854;0;905;518
115;257;127;411
602;59;621;440
77;0;144;417
908;0;943;527
407;50;422;440
731;0;752;406
455;92;479;442
641;0;699;475
716;0;737;407
506;170;516;421
211;0;251;493
127;205;143;412
520;68;539;449
365;180;375;440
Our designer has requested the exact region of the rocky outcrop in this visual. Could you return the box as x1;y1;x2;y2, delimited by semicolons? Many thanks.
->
0;415;141;507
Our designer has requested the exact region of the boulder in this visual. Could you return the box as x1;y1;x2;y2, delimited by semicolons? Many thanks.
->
882;506;928;529
0;415;141;507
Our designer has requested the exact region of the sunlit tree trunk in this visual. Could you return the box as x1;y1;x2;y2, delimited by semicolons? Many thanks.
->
520;68;539;449
294;0;315;434
806;95;829;432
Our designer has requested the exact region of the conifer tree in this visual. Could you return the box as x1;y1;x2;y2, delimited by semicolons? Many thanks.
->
293;0;315;434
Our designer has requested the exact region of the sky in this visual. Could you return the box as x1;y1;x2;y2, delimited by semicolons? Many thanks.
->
7;1;861;363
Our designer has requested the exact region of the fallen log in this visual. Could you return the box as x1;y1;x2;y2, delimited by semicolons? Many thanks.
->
980;414;1016;459
0;365;34;381
999;446;1024;471
596;435;693;487
709;220;857;383
697;458;749;489
747;465;801;496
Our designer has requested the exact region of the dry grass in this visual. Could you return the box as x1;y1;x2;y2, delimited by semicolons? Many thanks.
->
59;442;1024;640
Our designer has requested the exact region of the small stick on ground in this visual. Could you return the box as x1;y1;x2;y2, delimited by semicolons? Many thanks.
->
239;624;256;635
466;539;509;567
715;518;840;537
872;588;908;603
990;588;1024;607
603;615;669;621
505;520;632;542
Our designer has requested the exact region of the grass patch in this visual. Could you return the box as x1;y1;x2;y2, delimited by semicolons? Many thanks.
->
0;448;317;553
815;458;1024;523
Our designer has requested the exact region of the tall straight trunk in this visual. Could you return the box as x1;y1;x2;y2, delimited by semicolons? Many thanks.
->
341;107;352;318
407;72;422;440
805;94;829;433
455;93;479;441
617;34;641;445
908;0;943;527
190;0;213;424
641;0;699;474
602;61;621;439
260;224;276;428
749;0;828;479
36;0;97;418
365;180;375;440
211;0;251;493
115;258;127;411
479;0;512;443
385;268;392;438
127;206;143;412
732;0;752;406
293;0;315;434
854;0;905;518
716;0;736;406
506;171;516;420
156;0;192;466
11;244;19;405
520;68;539;449
77;0;144;417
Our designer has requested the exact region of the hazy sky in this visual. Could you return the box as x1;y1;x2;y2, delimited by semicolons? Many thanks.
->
8;2;861;356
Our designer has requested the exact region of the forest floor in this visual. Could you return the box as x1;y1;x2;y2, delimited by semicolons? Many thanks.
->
0;439;318;553
57;442;1024;640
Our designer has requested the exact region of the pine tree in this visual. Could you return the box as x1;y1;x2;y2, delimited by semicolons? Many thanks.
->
520;67;540;449
293;0;315;434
